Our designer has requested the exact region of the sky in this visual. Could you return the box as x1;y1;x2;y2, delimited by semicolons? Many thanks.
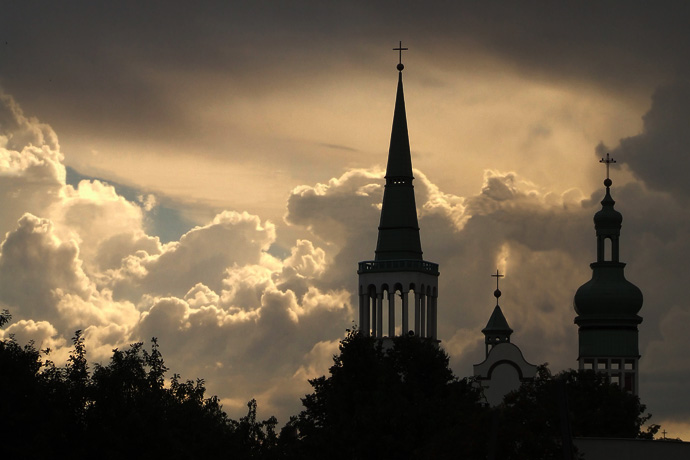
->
2;0;690;436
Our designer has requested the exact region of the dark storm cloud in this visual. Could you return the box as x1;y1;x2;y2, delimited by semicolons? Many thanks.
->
608;80;690;199
2;1;689;153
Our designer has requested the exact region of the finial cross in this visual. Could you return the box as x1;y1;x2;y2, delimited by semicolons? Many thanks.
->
600;153;616;180
491;269;504;305
393;41;408;66
491;269;504;291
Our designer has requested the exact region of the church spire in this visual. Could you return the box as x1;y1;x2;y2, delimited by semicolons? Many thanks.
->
574;154;643;394
358;45;439;340
375;43;423;261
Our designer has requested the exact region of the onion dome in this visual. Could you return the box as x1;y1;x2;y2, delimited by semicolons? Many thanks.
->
574;265;643;317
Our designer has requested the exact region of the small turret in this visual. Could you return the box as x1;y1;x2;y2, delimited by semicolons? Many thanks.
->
482;270;513;356
474;270;536;406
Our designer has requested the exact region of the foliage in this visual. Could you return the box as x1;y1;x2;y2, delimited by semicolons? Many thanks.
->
292;329;488;459
0;309;10;327
495;365;658;459
0;313;278;459
1;312;662;458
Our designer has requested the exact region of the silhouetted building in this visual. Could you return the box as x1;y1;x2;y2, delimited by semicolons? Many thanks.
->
473;272;536;406
357;48;439;339
574;155;643;395
574;438;690;459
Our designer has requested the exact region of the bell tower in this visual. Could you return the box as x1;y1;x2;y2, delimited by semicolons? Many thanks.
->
574;154;643;394
357;43;439;339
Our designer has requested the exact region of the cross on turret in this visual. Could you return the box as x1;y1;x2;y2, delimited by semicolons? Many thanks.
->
492;269;504;305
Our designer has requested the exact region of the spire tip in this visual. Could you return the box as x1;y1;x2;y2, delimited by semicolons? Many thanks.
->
393;41;408;72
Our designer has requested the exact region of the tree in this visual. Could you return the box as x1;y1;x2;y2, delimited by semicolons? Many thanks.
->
0;312;279;459
0;309;10;327
494;365;659;459
0;312;71;456
83;340;240;458
292;330;488;459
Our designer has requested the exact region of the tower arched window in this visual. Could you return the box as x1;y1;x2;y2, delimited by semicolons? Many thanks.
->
604;237;612;261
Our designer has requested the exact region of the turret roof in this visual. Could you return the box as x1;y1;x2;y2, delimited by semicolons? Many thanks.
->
482;305;514;336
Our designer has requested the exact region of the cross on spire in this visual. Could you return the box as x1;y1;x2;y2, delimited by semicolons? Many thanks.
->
492;269;504;305
393;41;408;71
600;153;616;180
492;269;504;290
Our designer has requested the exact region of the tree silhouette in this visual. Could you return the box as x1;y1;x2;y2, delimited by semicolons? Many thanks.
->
291;330;488;459
1;313;660;458
0;313;279;459
494;365;659;459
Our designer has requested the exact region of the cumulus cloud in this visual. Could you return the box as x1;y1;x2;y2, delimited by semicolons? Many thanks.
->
109;211;277;301
0;94;64;238
0;214;93;316
0;93;360;420
51;179;157;272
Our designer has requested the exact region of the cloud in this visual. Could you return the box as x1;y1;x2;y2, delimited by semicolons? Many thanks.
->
0;93;59;152
0;319;63;349
0;94;64;238
2;85;690;431
610;80;690;199
0;214;93;317
280;159;690;434
50;179;158;271
108;211;277;301
0;93;359;420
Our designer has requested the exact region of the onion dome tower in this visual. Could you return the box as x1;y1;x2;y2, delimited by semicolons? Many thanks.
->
474;270;536;406
574;154;643;395
357;43;439;339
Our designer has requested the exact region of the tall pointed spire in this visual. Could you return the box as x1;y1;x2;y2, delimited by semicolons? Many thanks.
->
358;44;439;340
375;49;423;261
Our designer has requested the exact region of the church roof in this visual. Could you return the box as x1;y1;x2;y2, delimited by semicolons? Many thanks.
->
374;65;423;261
482;305;513;336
